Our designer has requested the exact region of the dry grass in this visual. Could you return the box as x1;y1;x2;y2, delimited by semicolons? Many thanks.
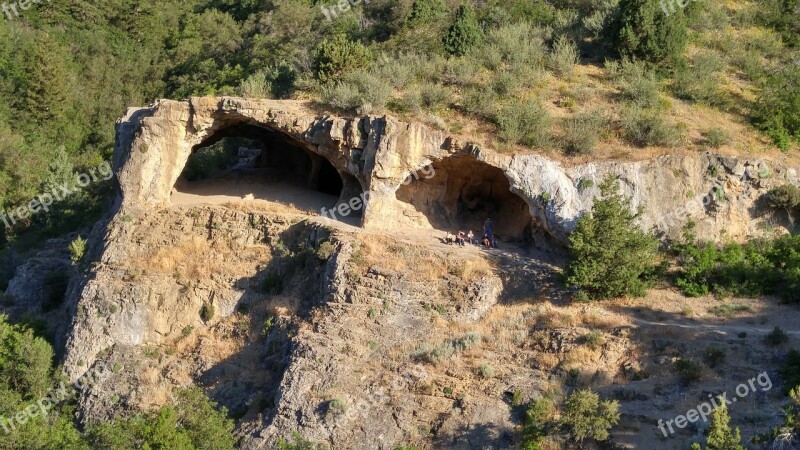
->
353;235;450;280
127;236;271;280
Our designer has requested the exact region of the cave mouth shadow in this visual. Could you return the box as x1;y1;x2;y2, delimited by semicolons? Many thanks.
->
396;155;537;243
173;123;364;223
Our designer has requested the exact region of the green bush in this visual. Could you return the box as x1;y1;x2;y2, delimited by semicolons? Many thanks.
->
524;397;556;448
752;60;800;150
89;388;235;450
495;100;551;148
482;22;548;69
704;128;731;148
547;36;579;77
674;234;800;303
620;105;683;147
200;302;215;323
607;0;690;66
69;236;87;264
703;347;726;368
767;184;800;212
320;69;392;114
443;4;484;56
607;59;662;109
561;110;610;155
313;35;372;83
674;359;703;384
765;326;789;346
671;51;727;106
560;389;620;442
406;0;449;26
565;175;659;299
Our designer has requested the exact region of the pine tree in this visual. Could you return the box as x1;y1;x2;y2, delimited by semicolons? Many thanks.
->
692;403;745;450
442;4;484;56
22;37;72;126
564;174;659;299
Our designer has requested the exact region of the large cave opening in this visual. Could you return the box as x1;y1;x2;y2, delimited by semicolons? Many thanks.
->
173;123;362;221
395;156;534;242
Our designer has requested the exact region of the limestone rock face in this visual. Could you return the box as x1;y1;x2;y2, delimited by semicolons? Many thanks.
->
115;97;794;244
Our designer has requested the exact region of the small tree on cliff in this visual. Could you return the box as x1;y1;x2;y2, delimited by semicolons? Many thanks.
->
564;174;658;300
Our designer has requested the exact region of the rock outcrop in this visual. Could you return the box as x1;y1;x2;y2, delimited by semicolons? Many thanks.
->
114;97;796;245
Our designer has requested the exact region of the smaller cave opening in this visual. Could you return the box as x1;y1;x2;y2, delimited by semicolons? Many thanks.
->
173;124;361;220
395;156;535;242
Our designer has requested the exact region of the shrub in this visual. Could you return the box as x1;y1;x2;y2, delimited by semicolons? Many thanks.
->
607;59;662;109
620;105;683;147
443;4;484;56
708;303;753;318
495;99;551;148
674;359;703;384
703;347;726;368
671;51;727;106
200;302;214;322
765;327;789;346
607;0;690;66
261;272;283;295
565;175;659;299
561;111;610;155
524;397;556;448
70;236;87;264
584;331;606;350
548;36;579;77
767;184;800;212
560;389;620;442
89;388;236;450
674;235;800;303
704;128;731;148
483;22;548;68
316;241;336;260
326;398;347;419
405;0;449;26
752;60;800;150
781;350;800;395
313;35;371;83
477;363;494;378
320;69;392;114
690;403;745;450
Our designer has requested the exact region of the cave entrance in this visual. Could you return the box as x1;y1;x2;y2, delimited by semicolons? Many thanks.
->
395;156;534;242
172;124;362;222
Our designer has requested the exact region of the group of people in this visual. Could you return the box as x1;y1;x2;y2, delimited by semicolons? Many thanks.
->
444;218;498;249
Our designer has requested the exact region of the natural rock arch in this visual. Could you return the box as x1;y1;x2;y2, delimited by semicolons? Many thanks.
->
172;120;367;224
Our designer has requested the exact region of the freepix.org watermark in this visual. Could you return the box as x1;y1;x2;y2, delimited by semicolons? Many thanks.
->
320;0;371;21
0;361;111;434
320;163;435;221
657;371;772;437
1;0;50;20
0;160;113;229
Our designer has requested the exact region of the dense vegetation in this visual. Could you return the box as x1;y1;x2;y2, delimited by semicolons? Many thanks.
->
0;315;235;449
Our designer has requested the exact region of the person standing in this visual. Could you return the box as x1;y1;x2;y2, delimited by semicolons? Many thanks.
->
484;218;493;240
